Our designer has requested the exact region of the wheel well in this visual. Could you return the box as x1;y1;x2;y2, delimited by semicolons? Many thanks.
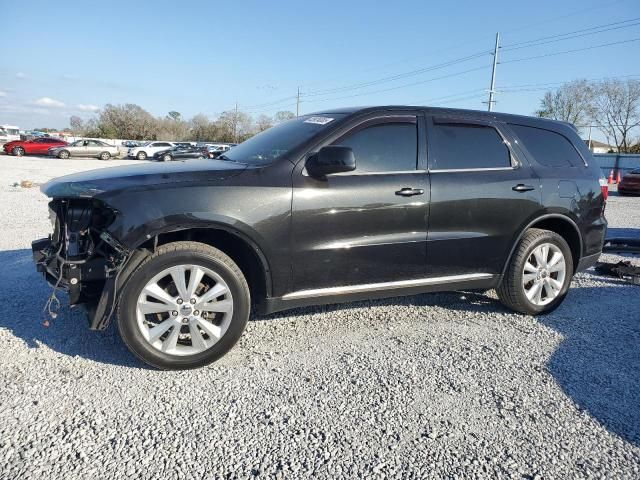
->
143;228;268;305
528;217;581;272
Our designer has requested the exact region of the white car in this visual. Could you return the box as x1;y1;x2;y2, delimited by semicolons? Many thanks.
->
128;141;175;160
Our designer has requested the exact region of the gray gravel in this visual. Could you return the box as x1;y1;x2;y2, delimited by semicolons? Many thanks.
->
0;155;639;479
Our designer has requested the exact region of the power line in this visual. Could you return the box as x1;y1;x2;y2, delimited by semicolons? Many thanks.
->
231;8;639;115
501;17;640;50
300;51;490;97
501;37;640;64
300;65;490;105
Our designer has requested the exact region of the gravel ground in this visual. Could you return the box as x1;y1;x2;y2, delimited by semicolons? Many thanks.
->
0;155;639;479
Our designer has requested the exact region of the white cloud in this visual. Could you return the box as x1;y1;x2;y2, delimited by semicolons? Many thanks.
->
16;72;27;79
33;97;66;108
76;103;100;112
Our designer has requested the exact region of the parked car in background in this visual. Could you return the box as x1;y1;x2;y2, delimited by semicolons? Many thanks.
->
205;144;233;159
128;141;175;160
618;169;640;195
122;140;142;148
32;106;607;369
0;125;21;144
152;145;208;162
48;139;120;160
3;137;67;156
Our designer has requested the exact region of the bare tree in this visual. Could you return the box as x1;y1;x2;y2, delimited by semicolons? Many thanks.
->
274;111;295;123
69;115;84;135
254;114;273;132
97;104;158;140
189;114;219;141
536;79;595;129
217;110;252;143
593;79;640;153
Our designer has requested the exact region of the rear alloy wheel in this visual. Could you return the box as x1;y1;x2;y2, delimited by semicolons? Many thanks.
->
12;146;25;156
117;241;250;369
137;151;147;160
100;151;111;160
58;150;70;159
496;228;573;315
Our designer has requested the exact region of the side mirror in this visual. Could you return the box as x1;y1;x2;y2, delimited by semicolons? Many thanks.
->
306;146;356;178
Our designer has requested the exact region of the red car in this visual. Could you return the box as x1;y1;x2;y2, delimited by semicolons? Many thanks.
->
618;168;640;196
3;137;67;156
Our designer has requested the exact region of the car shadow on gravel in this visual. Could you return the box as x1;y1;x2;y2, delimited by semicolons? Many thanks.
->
259;281;640;446
539;281;640;446
0;249;144;368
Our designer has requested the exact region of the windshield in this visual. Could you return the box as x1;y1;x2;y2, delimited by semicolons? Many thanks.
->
223;114;346;164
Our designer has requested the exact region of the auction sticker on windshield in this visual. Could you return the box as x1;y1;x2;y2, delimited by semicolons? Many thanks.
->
304;116;334;125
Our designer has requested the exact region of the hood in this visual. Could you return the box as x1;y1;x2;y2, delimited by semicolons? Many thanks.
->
41;159;248;198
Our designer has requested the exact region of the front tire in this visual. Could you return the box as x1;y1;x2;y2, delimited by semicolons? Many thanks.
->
496;228;573;315
12;146;25;156
117;241;250;370
58;150;70;159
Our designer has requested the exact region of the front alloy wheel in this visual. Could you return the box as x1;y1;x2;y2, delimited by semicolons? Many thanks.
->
136;264;234;355
12;146;25;156
117;241;250;369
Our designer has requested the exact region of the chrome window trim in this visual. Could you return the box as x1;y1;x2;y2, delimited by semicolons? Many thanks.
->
327;169;427;177
282;273;494;300
429;166;516;173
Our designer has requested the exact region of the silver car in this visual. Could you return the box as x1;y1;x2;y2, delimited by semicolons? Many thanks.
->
49;139;120;160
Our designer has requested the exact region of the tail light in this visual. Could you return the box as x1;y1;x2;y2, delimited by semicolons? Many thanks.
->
599;177;609;201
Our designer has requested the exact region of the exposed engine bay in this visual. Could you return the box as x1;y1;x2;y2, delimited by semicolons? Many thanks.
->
32;198;130;328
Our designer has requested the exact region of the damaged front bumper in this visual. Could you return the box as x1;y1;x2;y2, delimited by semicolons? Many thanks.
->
31;199;132;330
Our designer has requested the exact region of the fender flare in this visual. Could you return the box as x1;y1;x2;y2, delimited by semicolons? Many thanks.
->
128;222;274;296
500;213;583;277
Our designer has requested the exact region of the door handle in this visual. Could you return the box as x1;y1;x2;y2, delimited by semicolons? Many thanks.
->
512;184;535;192
395;187;424;197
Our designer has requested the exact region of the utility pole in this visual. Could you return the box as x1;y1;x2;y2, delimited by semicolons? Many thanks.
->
234;101;238;143
296;87;300;117
487;32;500;112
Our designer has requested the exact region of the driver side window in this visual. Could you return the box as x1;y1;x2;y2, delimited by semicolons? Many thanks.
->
332;120;417;173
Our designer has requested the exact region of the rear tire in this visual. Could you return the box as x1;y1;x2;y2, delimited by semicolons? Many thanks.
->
100;151;111;160
162;154;172;162
117;241;250;370
137;151;147;160
496;228;573;315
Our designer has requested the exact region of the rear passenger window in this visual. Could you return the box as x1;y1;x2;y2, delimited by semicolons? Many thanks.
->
334;122;417;172
510;124;582;167
431;123;511;170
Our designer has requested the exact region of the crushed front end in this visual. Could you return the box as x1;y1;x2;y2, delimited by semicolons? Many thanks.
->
32;198;130;329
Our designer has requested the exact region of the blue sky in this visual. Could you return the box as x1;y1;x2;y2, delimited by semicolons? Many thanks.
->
1;0;638;134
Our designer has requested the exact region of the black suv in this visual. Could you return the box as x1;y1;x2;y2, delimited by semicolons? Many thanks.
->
32;107;607;369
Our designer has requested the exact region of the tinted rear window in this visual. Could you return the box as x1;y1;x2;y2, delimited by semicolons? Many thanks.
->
431;123;511;170
510;124;582;167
